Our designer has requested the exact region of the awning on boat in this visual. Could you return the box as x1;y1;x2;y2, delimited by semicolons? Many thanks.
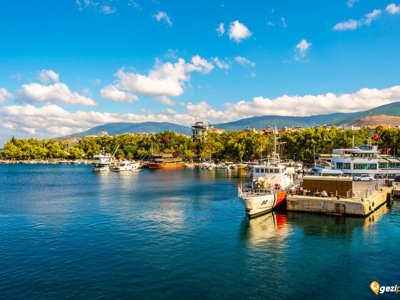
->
378;158;389;163
386;158;400;163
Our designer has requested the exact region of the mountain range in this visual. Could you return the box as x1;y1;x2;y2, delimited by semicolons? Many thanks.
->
70;102;400;137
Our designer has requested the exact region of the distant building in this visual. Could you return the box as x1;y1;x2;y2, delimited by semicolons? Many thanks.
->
341;125;361;131
279;126;303;134
97;131;109;137
191;121;214;141
245;127;261;134
263;126;276;135
313;125;333;130
85;131;109;138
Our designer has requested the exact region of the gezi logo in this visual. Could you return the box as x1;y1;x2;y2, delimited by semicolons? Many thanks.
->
370;281;380;295
370;281;400;295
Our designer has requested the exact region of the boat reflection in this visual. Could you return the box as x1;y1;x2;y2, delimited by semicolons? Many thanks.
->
240;203;390;246
240;212;292;247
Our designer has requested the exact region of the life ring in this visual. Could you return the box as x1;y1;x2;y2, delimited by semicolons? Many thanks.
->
368;157;372;161
351;157;355;161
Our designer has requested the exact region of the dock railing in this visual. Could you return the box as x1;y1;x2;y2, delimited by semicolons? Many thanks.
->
350;183;379;201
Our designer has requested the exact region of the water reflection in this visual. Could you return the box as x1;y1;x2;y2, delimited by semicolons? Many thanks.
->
240;212;292;247
286;203;390;237
197;169;250;180
240;203;391;246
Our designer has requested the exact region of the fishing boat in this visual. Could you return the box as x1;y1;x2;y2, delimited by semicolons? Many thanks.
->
146;153;185;169
237;133;296;218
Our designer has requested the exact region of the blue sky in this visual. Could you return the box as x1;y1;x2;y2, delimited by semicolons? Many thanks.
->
1;0;400;142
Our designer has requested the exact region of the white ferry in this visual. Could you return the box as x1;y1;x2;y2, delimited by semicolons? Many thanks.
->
331;145;400;179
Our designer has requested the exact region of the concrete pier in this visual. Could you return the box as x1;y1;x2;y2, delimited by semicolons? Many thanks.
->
287;176;393;216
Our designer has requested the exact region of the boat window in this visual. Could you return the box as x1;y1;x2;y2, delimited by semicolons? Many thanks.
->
274;169;279;173
260;168;265;173
255;168;260;173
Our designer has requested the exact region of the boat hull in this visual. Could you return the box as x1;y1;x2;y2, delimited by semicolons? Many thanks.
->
93;166;109;172
239;189;286;218
147;162;185;169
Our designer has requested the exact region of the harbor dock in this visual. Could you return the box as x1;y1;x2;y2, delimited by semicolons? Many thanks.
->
287;176;393;216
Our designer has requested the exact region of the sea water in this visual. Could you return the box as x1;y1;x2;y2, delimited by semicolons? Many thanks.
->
0;165;399;299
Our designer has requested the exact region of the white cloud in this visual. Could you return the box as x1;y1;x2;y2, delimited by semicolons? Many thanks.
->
213;57;230;70
386;3;400;14
75;0;116;14
190;55;214;74
114;55;213;105
216;23;225;36
266;20;275;27
38;69;60;83
281;17;287;28
2;122;15;130
101;5;116;14
11;72;23;81
333;19;360;31
364;9;382;25
222;85;400;120
295;39;312;60
334;4;399;31
76;0;93;11
17;83;96;106
3;85;400;138
346;0;358;8
23;127;36;135
100;85;138;103
0;88;12;104
228;20;252;43
234;56;255;67
154;11;172;26
127;0;140;9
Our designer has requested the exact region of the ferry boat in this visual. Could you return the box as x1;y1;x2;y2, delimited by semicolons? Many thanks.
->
331;145;400;179
92;153;112;171
237;134;296;218
146;153;185;169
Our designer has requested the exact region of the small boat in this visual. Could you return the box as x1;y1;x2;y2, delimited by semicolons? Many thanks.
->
237;133;297;218
146;153;185;169
199;161;216;170
110;161;140;172
92;153;112;172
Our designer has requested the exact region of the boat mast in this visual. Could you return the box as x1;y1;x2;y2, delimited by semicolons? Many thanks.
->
112;144;120;159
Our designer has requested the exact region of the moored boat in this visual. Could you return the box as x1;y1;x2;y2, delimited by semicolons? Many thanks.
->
110;160;140;172
237;132;297;218
238;163;296;218
146;153;185;169
92;153;112;172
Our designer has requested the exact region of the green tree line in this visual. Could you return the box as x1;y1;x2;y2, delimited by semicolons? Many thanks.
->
1;127;400;161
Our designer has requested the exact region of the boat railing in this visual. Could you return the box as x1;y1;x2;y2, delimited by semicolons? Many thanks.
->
240;187;273;195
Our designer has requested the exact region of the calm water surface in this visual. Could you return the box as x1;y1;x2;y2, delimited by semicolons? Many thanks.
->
0;165;399;299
